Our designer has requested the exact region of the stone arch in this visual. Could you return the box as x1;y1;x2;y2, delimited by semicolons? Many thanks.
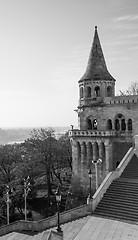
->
87;118;92;130
80;87;84;98
128;119;132;131
86;86;91;98
107;86;112;97
81;141;87;164
87;142;93;168
95;86;100;97
107;119;112;130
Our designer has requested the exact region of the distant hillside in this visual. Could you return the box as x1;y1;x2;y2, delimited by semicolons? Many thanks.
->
0;126;71;145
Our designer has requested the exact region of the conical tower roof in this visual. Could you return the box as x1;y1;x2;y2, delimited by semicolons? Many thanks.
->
79;26;115;82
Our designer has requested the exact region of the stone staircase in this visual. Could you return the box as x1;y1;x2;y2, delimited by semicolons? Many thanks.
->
94;154;138;222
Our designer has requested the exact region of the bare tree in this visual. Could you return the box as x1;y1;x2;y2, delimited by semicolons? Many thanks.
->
119;81;138;96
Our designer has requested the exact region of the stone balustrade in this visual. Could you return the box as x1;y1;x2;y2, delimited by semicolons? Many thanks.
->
0;203;91;236
69;130;116;137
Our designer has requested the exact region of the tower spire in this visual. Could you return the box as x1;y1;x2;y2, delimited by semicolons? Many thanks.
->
79;26;115;82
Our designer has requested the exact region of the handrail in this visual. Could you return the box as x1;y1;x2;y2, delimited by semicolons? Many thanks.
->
92;147;134;211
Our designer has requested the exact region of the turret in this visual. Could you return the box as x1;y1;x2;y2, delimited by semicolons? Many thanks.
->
79;26;116;108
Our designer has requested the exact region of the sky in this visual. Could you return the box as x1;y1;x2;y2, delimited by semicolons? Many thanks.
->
0;0;138;128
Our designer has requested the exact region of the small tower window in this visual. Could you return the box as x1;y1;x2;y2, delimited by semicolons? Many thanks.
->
93;119;97;130
107;86;112;97
86;86;91;98
95;86;100;97
128;119;132;131
121;119;126;131
87;119;92;130
115;119;120;131
80;87;84;98
107;119;112;130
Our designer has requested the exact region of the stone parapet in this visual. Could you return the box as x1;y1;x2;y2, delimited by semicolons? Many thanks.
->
69;129;133;138
0;203;91;236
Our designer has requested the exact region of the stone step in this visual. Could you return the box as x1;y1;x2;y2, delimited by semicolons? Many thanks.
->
94;211;138;222
101;198;138;206
96;203;138;213
103;192;138;200
107;188;138;195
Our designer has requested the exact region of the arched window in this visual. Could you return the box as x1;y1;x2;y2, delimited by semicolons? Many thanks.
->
95;86;100;97
121;119;126;131
115;119;120;131
128;119;132;131
114;113;126;131
80;87;84;98
107;86;112;97
107;119;112;130
86;86;91;98
93;119;97;130
87;119;92;130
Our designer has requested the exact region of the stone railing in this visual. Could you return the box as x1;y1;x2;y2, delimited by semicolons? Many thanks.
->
69;130;132;138
69;130;116;137
91;147;134;211
0;203;91;236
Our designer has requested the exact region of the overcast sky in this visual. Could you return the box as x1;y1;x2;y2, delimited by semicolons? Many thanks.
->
0;0;138;128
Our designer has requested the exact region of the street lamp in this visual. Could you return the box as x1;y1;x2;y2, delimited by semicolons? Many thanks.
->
24;176;31;221
6;185;11;225
92;158;102;190
55;186;62;233
88;168;92;199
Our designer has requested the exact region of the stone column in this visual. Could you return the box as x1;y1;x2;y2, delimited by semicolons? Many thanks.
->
81;142;87;164
71;139;79;175
105;141;113;175
99;142;103;160
87;142;93;168
93;142;99;161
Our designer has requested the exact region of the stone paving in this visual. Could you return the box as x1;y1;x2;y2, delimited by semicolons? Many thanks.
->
1;215;138;239
52;216;138;240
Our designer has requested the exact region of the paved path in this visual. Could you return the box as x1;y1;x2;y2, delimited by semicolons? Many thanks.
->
1;216;138;239
62;216;138;240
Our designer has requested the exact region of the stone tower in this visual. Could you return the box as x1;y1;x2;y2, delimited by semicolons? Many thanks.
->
69;26;138;197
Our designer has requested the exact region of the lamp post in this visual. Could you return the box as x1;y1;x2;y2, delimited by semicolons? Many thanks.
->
88;168;92;199
55;186;62;233
24;176;31;221
6;185;10;225
92;158;102;190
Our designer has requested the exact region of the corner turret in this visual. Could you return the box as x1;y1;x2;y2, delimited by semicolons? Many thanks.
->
79;26;116;107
